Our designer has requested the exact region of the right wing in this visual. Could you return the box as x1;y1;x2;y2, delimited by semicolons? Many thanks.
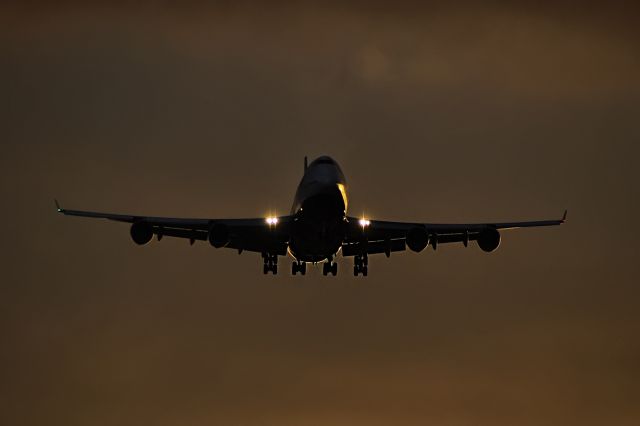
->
342;211;567;256
56;200;292;255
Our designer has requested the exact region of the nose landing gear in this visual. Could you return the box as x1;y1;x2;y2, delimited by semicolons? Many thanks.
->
291;261;307;276
353;254;368;276
263;253;278;275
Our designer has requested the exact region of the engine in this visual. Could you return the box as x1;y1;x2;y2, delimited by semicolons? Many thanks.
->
208;223;230;248
477;228;501;252
130;222;153;245
406;227;429;252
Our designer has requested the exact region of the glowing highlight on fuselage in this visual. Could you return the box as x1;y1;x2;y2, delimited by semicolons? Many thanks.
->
337;183;348;213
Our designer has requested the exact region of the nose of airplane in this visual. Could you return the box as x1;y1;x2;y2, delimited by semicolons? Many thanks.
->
310;155;337;166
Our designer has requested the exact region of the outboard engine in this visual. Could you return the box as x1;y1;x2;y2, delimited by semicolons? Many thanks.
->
130;222;153;245
208;223;230;248
477;228;501;252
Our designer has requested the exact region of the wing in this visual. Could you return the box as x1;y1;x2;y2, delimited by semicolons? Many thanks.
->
342;210;567;256
55;200;291;255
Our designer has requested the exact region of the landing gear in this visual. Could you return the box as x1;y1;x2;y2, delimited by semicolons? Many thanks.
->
322;260;338;276
292;261;307;276
262;253;278;275
353;254;368;276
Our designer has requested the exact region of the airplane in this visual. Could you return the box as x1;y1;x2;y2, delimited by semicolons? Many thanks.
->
56;155;566;276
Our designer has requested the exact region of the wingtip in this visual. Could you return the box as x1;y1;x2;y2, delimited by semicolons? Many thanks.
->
55;199;63;213
561;209;567;222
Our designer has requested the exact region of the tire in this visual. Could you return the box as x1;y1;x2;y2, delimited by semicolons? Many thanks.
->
331;262;338;276
292;262;298;275
263;264;269;274
273;264;278;275
353;266;359;276
300;262;306;275
362;266;368;277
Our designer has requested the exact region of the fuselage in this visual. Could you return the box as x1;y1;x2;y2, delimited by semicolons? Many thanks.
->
288;156;348;262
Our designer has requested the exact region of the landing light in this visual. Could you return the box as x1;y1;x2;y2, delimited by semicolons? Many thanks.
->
266;217;279;225
359;218;370;227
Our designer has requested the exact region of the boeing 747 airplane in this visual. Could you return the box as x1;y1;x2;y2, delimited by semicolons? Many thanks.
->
57;156;566;276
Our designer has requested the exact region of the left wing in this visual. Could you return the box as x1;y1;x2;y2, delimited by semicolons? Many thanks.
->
56;200;292;255
342;210;567;256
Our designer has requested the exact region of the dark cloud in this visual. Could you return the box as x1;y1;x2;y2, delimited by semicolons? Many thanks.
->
1;2;639;425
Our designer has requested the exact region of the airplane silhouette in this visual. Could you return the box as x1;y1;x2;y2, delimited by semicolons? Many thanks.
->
57;156;566;276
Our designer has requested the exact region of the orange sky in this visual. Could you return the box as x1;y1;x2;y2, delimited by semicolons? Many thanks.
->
1;2;639;425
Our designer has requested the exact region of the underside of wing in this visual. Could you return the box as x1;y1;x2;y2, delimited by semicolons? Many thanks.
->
56;201;292;255
343;211;566;256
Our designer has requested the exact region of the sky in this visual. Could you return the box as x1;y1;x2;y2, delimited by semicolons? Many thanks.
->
1;2;639;425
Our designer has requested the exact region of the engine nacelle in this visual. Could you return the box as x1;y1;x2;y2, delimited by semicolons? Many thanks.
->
477;228;501;252
406;227;429;252
208;223;230;248
130;221;153;245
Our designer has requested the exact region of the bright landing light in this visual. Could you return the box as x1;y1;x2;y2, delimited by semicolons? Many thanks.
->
266;217;279;225
359;218;370;227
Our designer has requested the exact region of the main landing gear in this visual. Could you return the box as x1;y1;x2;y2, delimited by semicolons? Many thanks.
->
322;259;338;276
291;261;307;276
263;253;278;275
353;254;368;276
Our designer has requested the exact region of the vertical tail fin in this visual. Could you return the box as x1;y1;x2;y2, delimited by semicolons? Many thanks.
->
304;156;308;171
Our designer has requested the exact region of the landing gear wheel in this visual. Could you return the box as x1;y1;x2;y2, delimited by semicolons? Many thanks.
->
323;261;338;276
353;254;369;276
263;253;278;275
292;261;306;276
